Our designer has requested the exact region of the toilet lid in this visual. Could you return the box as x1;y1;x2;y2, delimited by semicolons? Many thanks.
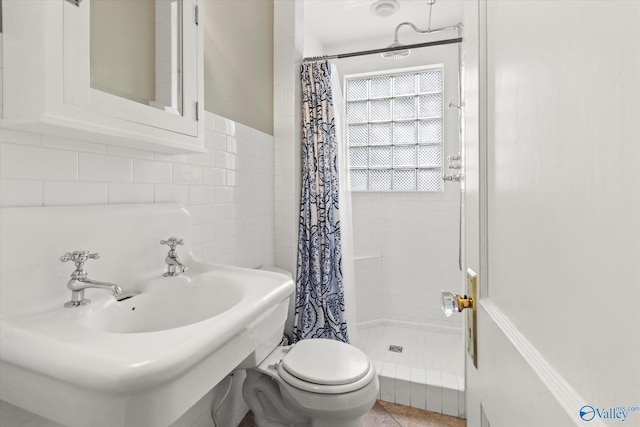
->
281;338;371;386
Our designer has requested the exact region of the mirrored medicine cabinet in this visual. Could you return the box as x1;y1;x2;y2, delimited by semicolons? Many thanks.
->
1;0;204;153
91;0;184;116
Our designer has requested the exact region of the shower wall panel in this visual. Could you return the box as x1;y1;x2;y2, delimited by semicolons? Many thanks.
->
354;256;383;324
352;192;462;331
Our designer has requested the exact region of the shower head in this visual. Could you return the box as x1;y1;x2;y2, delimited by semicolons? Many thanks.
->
381;41;411;60
381;0;446;60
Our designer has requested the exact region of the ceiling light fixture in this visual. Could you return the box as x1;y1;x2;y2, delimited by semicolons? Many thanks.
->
370;0;400;18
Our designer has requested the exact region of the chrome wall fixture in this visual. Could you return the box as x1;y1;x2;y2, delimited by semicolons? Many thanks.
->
448;99;462;110
443;154;462;182
443;152;463;271
381;0;462;59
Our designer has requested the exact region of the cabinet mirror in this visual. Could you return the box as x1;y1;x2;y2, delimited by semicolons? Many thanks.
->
91;0;184;116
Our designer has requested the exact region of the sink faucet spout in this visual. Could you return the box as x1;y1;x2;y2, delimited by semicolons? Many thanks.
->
61;251;123;308
66;278;123;308
164;255;188;277
68;278;123;295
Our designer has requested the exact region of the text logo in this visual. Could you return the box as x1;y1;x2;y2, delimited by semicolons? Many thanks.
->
579;404;640;423
580;406;596;422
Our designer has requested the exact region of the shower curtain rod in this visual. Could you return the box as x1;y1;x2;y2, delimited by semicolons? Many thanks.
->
302;36;463;63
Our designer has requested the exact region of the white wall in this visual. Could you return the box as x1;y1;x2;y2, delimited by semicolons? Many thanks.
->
327;39;464;331
0;30;274;427
273;0;303;280
203;0;274;135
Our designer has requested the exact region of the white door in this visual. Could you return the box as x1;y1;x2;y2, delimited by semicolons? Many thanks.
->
462;1;640;426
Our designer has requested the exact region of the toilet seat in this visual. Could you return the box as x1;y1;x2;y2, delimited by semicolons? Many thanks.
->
276;338;376;394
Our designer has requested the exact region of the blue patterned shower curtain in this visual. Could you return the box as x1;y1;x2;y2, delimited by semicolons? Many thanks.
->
293;61;349;343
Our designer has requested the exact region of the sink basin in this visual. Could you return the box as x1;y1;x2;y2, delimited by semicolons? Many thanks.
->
0;204;295;427
87;274;244;333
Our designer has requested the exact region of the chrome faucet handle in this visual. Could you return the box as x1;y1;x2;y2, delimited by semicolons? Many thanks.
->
60;251;100;269
160;237;184;250
161;237;187;277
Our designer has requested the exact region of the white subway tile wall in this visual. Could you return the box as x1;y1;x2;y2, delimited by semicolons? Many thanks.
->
78;153;133;182
0;143;79;181
352;192;463;329
354;256;383;324
0;113;275;269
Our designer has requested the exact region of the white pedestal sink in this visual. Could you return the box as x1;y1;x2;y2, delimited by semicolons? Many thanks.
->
0;204;294;427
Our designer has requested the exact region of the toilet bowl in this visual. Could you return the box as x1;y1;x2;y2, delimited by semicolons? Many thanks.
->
242;338;379;427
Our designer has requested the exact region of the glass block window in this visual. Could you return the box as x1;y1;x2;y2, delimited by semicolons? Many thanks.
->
345;68;443;191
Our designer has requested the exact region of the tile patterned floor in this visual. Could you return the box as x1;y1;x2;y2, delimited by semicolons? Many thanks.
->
368;401;466;427
238;400;466;427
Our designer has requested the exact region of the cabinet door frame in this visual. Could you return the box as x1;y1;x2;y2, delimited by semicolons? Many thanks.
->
2;0;204;154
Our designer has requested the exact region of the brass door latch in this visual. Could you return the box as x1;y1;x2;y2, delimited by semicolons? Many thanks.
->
441;268;478;368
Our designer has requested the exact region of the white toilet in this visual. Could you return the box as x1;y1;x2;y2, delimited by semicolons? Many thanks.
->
243;267;379;427
242;338;379;427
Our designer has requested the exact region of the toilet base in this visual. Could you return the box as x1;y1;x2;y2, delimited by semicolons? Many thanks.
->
242;363;379;427
243;369;310;427
278;373;379;425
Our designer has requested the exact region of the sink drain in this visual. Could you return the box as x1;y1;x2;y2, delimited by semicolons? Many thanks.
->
388;345;403;353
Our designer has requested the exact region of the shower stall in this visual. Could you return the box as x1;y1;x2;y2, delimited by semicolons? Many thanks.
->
309;33;466;418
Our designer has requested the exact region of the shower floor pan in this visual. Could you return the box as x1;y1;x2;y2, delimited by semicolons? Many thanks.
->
353;324;465;418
